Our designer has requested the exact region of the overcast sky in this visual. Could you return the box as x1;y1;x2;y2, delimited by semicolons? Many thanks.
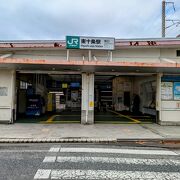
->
0;0;179;40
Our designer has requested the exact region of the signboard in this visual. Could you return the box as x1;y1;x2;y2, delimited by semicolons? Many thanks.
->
62;83;68;88
162;76;180;82
66;36;80;49
66;36;115;50
47;93;53;111
89;101;94;107
70;82;80;88
71;90;78;102
161;82;173;100
174;82;180;100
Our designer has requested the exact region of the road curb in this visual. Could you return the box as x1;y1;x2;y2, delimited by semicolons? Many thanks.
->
0;138;180;146
0;138;117;144
116;138;180;148
117;138;180;143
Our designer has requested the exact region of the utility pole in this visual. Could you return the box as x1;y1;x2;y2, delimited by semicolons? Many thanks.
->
162;1;166;37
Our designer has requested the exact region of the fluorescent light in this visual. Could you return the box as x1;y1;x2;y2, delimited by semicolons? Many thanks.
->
49;91;64;95
0;54;13;58
160;58;176;64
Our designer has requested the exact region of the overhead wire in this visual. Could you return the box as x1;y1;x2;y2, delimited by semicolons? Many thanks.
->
165;2;180;37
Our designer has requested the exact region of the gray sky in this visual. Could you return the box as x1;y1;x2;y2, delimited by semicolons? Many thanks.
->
0;0;180;40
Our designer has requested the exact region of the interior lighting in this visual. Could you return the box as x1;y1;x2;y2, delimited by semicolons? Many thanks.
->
49;91;64;95
160;58;176;64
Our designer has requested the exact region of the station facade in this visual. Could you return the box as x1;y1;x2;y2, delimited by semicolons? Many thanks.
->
0;37;180;125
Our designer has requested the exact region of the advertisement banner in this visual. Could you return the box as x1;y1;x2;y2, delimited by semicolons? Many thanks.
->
174;82;180;100
161;82;173;100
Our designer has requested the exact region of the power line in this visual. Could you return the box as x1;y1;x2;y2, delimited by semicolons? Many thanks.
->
162;0;180;37
166;19;180;29
166;24;180;36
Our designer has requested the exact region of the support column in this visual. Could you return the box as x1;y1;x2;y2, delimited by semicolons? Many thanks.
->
81;73;94;124
0;70;16;123
156;73;162;124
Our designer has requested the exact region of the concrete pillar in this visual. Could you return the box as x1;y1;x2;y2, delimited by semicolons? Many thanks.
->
81;73;94;124
156;73;162;124
0;70;16;123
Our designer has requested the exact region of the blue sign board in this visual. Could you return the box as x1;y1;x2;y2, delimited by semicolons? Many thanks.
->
174;82;180;100
162;76;180;82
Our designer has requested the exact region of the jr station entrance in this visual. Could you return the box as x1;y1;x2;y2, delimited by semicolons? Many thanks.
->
16;71;157;124
1;37;180;125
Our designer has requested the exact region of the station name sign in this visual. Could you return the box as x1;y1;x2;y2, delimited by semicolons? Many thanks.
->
66;36;115;50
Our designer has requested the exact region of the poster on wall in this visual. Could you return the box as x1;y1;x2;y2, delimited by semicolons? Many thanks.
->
174;82;180;100
161;82;173;100
71;90;79;102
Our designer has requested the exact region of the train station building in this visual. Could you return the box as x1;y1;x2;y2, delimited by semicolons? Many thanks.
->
0;37;180;125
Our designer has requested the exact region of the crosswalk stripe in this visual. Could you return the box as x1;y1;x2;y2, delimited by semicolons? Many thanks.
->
34;147;179;179
48;169;180;179
43;156;56;163
55;156;180;166
49;147;60;152
34;169;51;179
60;147;178;156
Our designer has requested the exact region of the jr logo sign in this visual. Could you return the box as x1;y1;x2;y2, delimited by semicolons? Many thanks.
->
66;36;80;49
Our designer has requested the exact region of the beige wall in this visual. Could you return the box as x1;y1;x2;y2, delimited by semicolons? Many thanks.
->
1;47;179;63
161;100;180;125
0;70;16;123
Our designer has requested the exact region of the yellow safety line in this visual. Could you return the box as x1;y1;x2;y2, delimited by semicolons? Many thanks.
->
129;116;151;118
46;115;58;123
95;121;137;124
45;114;81;124
95;115;117;117
41;120;80;124
108;110;141;123
53;115;81;116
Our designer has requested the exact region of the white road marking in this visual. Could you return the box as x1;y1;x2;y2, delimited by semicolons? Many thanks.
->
49;147;60;152
0;150;48;153
43;156;56;163
173;150;180;155
56;156;180;166
34;169;51;179
50;169;180;179
60;147;178;156
34;147;179;179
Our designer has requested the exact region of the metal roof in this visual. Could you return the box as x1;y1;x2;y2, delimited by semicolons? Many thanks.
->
0;37;180;43
0;38;180;49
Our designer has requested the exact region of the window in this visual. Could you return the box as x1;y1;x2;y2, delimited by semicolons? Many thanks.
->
20;81;27;89
0;87;8;96
20;81;32;90
177;50;180;57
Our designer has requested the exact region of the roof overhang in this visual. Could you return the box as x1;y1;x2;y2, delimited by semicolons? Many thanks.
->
1;57;180;74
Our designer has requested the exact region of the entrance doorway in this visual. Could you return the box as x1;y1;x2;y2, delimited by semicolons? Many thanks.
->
94;74;157;124
16;73;82;124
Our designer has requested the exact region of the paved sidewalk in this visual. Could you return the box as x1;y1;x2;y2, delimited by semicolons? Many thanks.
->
0;123;180;143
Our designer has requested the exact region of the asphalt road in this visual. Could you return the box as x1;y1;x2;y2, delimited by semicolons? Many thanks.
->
0;143;180;180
